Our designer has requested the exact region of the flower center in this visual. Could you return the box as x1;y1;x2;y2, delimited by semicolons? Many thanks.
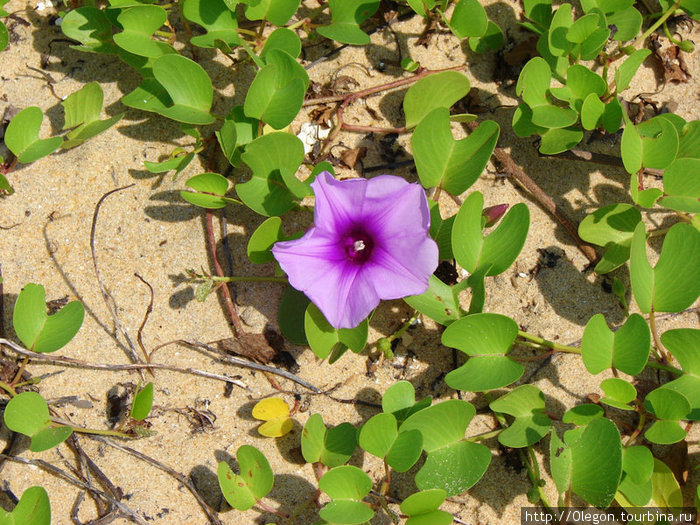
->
343;230;374;263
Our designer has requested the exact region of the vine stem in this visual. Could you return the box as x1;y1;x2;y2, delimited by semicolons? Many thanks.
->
51;419;133;439
0;380;17;396
517;331;581;354
633;0;683;47
205;210;245;337
648;309;670;363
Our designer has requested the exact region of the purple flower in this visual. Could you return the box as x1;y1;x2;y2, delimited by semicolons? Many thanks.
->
272;172;439;329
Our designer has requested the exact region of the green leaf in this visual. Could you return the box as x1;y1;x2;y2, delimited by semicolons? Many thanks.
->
244;49;308;129
643;388;690;444
530;104;578;129
381;380;431;424
316;0;379;45
301;413;326;463
304;304;368;360
638;116;680;170
13;283;84;353
130;382;154;420
404;71;470;129
413;109;499;195
442;313;523;391
468;20;504;53
180;172;233;209
452;191;529;277
260;27;301;60
248;217;283;263
61;7;116;53
113;6;171;57
489;385;551;448
566;65;607;107
144;152;194;176
277;286;309;346
539;126;584;154
580;93;605;130
61;82;123;148
516;58;551;108
3;392;73;452
617;446;654;506
318;466;373;525
182;0;241;48
607;7;642;42
322;423;358;468
570;418;622;507
566;13;600;44
403;275;460;326
651;458;683;508
523;0;552;29
581;313;649;375
358;413;396;459
660;158;700;213
562;404;603;426
237;132;305;216
549;430;572;496
218;446;273;510
1;486;51;525
548;3;572;57
449;0;487;39
512;103;547;138
4;107;63;164
401;400;490;495
244;0;300;26
0;20;7;52
400;489;451;525
630;222;700;313
615;49;651;93
602;98;623;133
600;377;636;410
578;204;641;273
429;201;456;260
405;0;437;17
151;54;215;124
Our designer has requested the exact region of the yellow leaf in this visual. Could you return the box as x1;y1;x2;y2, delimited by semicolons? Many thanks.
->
258;417;294;437
252;398;289;421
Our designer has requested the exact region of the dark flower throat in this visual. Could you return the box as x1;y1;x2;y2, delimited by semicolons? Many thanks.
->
343;229;374;263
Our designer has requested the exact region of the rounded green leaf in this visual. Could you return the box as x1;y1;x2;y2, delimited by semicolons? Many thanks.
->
566;64;606;103
615;49;651;93
4;107;63;164
304;303;368;361
549;431;572;495
4;486;51;525
278;286;309;345
0;20;9;51
13;283;85;353
449;0;488;39
622;446;654;485
30;426;73;453
244;0;301;26
316;0;379;45
382;381;415;414
152;54;215;124
180;173;232;209
579;203;641;273
385;429;422;472
414;440;491;496
301;413;326;464
516;58;551;107
400;489;446;516
581;313;649;375
638;116;679;170
644;388;690;444
4;391;52;437
358;412;396;460
562;404;603;426
600;377;636;410
489;385;551;448
513;103;547;138
218;445;273;510
404;71;470;129
607;6;642;41
660;158;700;213
113;6;171;58
539;126;583;154
248;217;283;263
442;313;518;357
566;13;600;44
261;27;301;60
400;399;474;453
467;20;504;53
130;382;154;421
318;499;373;525
61;7;115;53
244;49;308;129
319;464;372;500
651;458;683;508
548;3;572;57
321;423;358;467
580;93;605;130
531;104;578;129
182;0;240;48
570;418;622;507
403;275;460;327
412;108;499;195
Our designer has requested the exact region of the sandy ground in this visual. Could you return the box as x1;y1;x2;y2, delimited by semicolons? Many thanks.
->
1;0;699;523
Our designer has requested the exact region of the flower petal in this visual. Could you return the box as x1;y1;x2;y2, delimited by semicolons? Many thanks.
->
311;172;367;234
365;235;439;299
272;227;380;329
362;177;431;238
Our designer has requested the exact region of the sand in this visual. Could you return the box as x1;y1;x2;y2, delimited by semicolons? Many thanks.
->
1;0;698;523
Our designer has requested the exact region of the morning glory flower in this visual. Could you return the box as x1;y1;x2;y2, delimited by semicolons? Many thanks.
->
272;172;438;329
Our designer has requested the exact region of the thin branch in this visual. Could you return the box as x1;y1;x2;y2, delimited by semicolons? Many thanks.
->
90;185;144;379
89;436;224;525
0;338;320;393
0;454;149;525
133;273;154;369
205;210;245;336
